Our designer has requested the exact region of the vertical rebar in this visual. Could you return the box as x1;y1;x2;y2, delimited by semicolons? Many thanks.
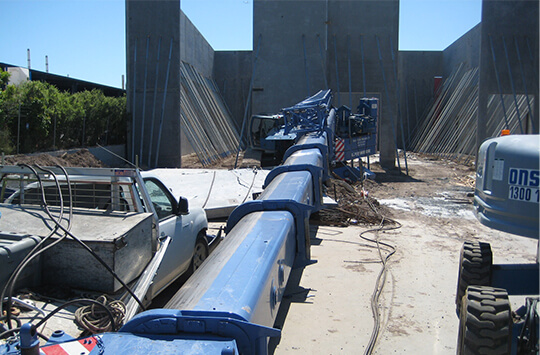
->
155;38;173;168
390;35;408;175
17;103;20;154
317;34;328;90
333;35;341;107
302;34;310;97
131;38;137;163
375;35;401;172
235;34;262;169
360;34;366;98
404;83;411;146
148;36;162;168
140;36;150;163
347;35;352;109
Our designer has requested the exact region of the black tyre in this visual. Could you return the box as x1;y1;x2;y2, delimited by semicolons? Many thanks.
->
457;285;512;355
189;234;209;273
456;241;492;313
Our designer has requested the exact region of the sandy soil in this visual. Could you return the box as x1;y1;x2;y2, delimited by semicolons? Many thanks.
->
4;149;536;354
271;154;537;354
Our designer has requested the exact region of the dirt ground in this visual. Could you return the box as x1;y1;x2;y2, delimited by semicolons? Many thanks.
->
3;149;537;353
3;149;107;168
272;154;537;354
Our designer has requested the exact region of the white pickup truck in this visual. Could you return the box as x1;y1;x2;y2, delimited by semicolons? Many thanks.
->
0;166;210;314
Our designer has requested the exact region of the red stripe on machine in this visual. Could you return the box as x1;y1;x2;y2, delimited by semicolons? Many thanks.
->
335;138;345;161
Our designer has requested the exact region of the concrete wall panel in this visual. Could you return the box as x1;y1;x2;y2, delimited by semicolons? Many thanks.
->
478;0;539;145
214;51;253;133
253;0;327;114
253;0;400;168
181;12;214;78
398;51;443;144
126;0;181;168
443;23;481;77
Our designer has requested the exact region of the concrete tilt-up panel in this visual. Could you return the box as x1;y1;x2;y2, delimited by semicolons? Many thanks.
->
477;0;539;146
126;0;181;168
253;0;399;168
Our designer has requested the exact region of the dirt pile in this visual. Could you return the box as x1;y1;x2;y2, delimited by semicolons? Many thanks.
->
3;149;107;168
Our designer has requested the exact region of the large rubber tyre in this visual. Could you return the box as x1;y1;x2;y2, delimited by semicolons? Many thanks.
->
456;241;493;313
457;285;512;355
189;234;209;274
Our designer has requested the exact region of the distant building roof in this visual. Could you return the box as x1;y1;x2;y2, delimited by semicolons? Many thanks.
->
0;62;125;97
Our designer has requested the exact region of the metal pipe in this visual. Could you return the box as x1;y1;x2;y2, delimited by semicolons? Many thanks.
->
333;35;340;107
140;36;150;163
148;36;162;168
375;35;401;172
347;35;352;109
317;34;328;90
235;34;262;169
361;34;366;98
302;34;310;97
502;36;524;133
404;83;411;146
390;36;408;175
131;38;137;163
17;103;20;154
155;38;173;168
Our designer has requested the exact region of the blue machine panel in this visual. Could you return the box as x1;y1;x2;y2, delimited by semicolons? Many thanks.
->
475;135;539;239
191;211;296;325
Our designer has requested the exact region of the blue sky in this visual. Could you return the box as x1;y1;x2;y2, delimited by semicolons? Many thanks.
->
2;0;482;88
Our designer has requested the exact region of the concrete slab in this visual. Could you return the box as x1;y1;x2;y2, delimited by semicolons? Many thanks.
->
146;168;269;219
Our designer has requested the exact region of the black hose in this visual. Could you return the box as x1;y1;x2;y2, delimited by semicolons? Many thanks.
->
1;164;70;328
0;298;118;341
2;165;144;330
20;165;146;311
360;218;400;355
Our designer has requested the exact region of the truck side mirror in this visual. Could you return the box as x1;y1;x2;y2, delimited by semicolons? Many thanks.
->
177;197;189;215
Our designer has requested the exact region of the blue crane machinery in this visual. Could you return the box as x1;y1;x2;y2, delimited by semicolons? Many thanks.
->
1;90;378;355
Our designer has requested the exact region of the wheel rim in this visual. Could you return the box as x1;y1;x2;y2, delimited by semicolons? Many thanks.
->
193;242;208;270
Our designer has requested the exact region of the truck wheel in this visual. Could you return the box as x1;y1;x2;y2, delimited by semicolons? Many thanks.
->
457;285;512;355
190;234;209;273
456;241;492;313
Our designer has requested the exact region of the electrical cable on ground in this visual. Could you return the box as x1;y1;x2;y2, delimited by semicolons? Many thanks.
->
75;296;126;335
201;170;216;209
361;218;400;355
241;167;259;204
358;176;401;355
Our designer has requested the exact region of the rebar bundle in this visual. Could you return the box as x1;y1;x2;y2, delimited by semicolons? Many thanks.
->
409;63;534;164
180;61;240;166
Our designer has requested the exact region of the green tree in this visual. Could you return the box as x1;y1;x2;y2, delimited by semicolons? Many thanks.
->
0;80;127;154
0;68;10;89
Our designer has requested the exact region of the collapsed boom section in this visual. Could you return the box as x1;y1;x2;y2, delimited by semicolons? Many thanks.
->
8;91;345;355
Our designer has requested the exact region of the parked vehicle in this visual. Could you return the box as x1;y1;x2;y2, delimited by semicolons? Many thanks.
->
0;166;210;315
